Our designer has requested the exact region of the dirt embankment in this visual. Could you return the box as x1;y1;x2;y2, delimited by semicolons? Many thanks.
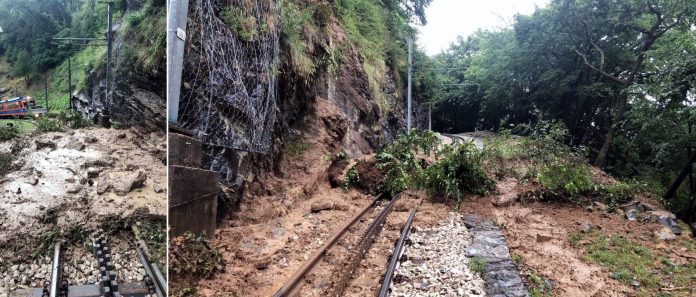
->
0;127;166;264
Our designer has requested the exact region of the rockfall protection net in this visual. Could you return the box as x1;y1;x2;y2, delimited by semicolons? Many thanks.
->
179;0;280;153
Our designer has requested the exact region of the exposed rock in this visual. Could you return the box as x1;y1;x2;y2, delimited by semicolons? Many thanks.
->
65;139;85;151
593;201;608;212
654;227;677;241
113;171;147;196
96;174;111;195
34;140;56;151
327;159;350;188
66;185;83;194
309;202;347;213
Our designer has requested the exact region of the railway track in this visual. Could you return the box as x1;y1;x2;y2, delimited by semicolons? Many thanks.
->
273;194;423;297
15;228;166;297
274;193;411;297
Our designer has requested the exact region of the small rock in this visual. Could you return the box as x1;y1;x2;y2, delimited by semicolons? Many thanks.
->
310;202;335;213
254;258;271;270
593;201;608;212
66;185;83;194
536;233;553;242
35;140;56;150
654;227;677;241
84;137;98;144
152;183;164;193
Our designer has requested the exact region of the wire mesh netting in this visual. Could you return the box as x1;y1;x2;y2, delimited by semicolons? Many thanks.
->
178;0;280;153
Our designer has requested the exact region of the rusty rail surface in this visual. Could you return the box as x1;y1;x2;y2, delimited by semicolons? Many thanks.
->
329;195;401;297
272;194;383;297
378;209;417;297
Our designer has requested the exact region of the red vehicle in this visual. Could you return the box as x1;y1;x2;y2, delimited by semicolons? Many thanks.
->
0;96;47;118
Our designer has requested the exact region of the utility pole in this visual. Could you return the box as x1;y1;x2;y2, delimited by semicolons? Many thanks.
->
105;0;113;115
407;36;413;131
167;0;190;125
44;74;49;113
428;103;432;131
68;57;73;110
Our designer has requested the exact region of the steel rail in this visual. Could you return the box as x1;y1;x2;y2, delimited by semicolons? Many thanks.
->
378;209;417;297
136;243;167;297
272;194;383;297
49;242;62;297
330;195;400;297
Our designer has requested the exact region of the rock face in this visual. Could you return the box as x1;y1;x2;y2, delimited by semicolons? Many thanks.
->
74;13;165;132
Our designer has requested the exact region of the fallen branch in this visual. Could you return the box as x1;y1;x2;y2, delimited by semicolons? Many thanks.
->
671;249;696;261
660;287;691;292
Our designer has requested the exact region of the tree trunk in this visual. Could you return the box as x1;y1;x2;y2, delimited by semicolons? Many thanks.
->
594;92;628;167
664;152;696;201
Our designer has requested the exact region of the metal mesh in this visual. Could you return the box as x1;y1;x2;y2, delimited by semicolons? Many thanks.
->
178;0;280;153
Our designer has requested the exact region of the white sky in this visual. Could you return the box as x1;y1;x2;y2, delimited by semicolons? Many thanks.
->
417;0;551;56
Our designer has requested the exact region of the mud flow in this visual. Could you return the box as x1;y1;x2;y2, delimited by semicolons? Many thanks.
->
0;127;166;295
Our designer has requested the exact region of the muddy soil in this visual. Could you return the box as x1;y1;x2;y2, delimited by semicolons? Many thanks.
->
0;127;166;292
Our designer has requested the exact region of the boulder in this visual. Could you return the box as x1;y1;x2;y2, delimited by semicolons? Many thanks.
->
113;171;147;196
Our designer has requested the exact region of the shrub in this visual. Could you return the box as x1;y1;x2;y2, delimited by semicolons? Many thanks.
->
537;163;595;197
35;117;64;133
280;1;318;77
58;110;90;129
374;129;494;204
421;143;495;200
343;166;360;192
0;124;20;141
0;152;14;177
170;232;225;294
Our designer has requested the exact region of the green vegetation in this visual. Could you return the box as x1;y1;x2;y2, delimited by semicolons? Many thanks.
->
35;117;64;133
527;273;552;297
285;137;310;156
570;230;696;295
0;123;19;141
468;256;486;275
420;0;696;216
0;0;165;115
279;1;320;78
170;232;225;297
343;166;360;192
347;129;494;204
58;110;90;129
0;151;13;177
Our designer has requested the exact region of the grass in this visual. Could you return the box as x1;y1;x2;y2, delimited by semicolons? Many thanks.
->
570;230;696;296
0;119;36;135
527;272;553;297
285;137;310;156
468;256;486;275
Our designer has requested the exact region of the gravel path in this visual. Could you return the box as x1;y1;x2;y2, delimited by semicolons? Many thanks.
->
390;214;486;296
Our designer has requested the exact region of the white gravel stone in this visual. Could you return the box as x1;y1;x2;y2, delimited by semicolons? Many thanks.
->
390;214;487;297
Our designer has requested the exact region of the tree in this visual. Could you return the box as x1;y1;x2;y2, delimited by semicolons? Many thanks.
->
559;0;695;167
12;50;35;84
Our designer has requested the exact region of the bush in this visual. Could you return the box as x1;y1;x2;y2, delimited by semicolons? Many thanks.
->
34;118;64;133
0;124;20;141
421;143;495;200
170;232;225;296
537;163;595;197
58;110;89;129
0;152;14;177
371;129;494;204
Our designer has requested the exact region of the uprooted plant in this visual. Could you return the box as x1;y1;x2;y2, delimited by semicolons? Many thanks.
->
347;129;495;205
